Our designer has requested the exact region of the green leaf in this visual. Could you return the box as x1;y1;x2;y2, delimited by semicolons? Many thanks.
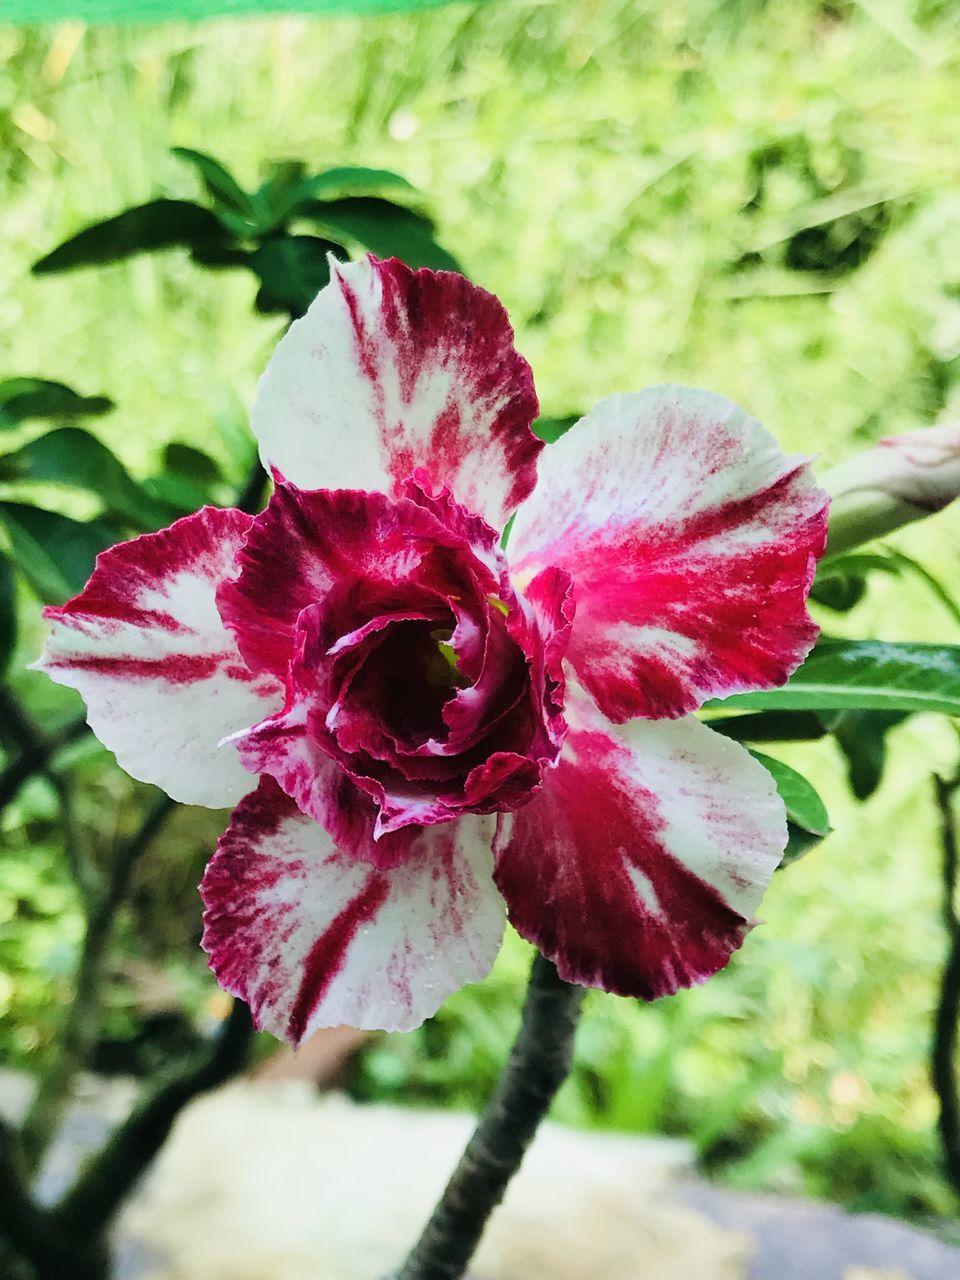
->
711;640;960;717
750;750;831;869
171;147;257;222
248;235;347;317
0;503;117;603
0;427;179;528
0;379;114;430
0;548;16;677
882;548;960;627
163;442;223;486
811;552;900;612
809;575;868;612
188;242;253;270
299;197;461;273
32;200;225;274
703;709;828;743
829;709;911;801
285;166;417;212
815;552;901;582
258;166;421;233
751;750;831;837
533;414;580;444
148;443;224;509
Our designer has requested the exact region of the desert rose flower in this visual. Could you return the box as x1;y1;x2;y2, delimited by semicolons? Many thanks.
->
822;422;960;556
35;257;829;1043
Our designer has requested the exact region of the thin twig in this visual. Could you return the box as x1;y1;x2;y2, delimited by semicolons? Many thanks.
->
0;708;88;812
19;792;176;1171
933;771;960;1197
0;1115;49;1262
390;952;585;1280
47;770;101;907
53;999;254;1236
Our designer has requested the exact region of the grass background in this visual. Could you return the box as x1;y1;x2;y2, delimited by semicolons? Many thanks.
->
3;0;960;1223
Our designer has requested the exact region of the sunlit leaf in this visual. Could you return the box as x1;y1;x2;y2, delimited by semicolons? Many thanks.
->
750;750;831;869
0;427;179;529
32;200;225;274
299;197;460;272
533;414;580;444
704;709;828;743
278;166;417;221
828;708;911;801
712;640;960;717
171;147;257;221
163;442;223;486
0;503;117;603
248;235;347;317
882;547;960;628
0;379;114;429
0;549;16;676
811;552;900;612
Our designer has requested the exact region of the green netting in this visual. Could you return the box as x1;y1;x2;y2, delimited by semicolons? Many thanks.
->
0;0;473;22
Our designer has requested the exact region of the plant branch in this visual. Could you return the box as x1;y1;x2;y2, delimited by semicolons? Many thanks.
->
53;998;254;1237
0;1116;49;1263
19;792;175;1171
390;952;585;1280
933;770;960;1197
0;702;87;813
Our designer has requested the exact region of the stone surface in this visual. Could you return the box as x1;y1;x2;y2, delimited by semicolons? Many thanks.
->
5;1070;960;1279
119;1082;746;1280
681;1184;960;1280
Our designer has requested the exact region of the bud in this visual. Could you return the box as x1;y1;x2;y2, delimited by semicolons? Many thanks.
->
821;422;960;556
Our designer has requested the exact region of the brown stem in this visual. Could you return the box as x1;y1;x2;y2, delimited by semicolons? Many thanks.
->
53;999;253;1237
19;793;175;1171
390;952;584;1280
0;688;87;813
933;772;960;1197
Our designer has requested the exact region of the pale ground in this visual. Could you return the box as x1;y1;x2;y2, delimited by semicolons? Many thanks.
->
3;1071;959;1280
118;1082;745;1280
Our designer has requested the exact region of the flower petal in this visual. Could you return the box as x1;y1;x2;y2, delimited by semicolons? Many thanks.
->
217;483;489;680
250;256;542;529
493;685;786;999
34;508;282;807
201;779;504;1040
509;387;829;721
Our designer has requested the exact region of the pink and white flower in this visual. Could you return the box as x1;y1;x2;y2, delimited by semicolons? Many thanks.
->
35;257;829;1041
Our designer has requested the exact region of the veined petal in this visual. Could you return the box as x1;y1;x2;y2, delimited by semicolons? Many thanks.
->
509;387;828;722
493;685;786;999
217;483;483;680
201;779;504;1041
34;508;282;807
250;256;542;529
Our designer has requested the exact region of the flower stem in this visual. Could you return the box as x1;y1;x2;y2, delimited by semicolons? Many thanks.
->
933;771;960;1197
390;952;585;1280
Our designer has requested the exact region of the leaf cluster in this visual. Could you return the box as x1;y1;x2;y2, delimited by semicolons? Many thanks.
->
32;150;460;319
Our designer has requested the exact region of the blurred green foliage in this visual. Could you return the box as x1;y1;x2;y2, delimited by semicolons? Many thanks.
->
2;0;960;1228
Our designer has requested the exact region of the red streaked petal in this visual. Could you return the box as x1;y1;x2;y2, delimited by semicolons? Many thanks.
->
509;387;829;721
493;685;786;999
217;483;481;680
34;507;282;807
250;256;542;529
201;779;504;1040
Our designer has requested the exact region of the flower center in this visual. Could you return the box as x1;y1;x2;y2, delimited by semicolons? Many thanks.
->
352;618;467;746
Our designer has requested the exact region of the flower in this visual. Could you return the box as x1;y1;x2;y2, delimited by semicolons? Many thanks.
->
822;422;960;556
35;256;829;1042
